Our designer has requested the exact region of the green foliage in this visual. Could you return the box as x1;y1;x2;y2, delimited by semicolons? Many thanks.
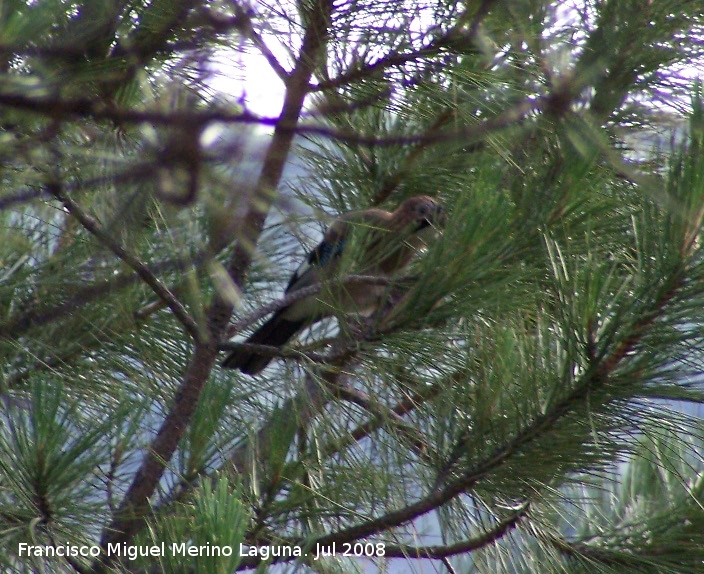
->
0;380;129;570
143;477;247;574
0;0;703;573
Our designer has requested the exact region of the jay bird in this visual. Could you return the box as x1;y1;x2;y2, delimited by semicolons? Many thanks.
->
222;195;445;374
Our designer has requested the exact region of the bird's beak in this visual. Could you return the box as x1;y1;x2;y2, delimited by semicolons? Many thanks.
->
417;204;446;231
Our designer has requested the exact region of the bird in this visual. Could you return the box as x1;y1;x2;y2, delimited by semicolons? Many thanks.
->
221;195;445;375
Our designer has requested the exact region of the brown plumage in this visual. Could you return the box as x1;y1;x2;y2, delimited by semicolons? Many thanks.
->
222;195;445;374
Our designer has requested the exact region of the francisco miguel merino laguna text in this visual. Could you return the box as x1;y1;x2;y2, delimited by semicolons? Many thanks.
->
17;542;302;561
19;541;386;561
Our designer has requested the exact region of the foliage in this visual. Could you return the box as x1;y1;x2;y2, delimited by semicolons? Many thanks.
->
0;0;703;573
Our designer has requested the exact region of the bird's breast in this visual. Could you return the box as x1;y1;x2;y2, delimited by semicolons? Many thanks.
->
281;279;386;322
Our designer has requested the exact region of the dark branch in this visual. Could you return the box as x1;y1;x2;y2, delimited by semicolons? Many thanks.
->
92;1;335;570
230;3;290;83
310;0;499;92
383;502;528;558
0;90;544;147
50;183;203;343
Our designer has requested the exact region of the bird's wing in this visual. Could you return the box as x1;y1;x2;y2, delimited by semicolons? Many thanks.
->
284;217;352;293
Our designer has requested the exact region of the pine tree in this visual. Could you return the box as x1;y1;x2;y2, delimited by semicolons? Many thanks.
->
0;1;703;573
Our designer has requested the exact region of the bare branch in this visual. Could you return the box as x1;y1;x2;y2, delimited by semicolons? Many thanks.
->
197;4;291;84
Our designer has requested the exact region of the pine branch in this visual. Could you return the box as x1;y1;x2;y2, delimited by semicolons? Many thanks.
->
310;0;498;92
236;504;528;569
283;266;688;561
150;296;445;519
49;182;203;343
321;371;449;460
331;383;437;465
230;2;290;83
104;0;197;93
0;251;203;344
546;534;647;568
91;2;335;570
379;502;528;559
372;108;459;204
0;91;542;147
2;2;702;571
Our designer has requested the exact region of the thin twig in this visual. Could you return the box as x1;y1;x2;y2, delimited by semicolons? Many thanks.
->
49;183;202;343
442;557;458;574
309;1;497;93
332;383;436;464
382;502;528;559
231;3;290;83
326;376;447;460
203;5;290;83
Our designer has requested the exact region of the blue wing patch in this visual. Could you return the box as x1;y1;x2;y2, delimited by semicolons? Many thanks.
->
315;236;346;266
285;236;347;292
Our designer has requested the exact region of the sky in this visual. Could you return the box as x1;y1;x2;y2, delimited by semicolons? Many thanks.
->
210;50;286;118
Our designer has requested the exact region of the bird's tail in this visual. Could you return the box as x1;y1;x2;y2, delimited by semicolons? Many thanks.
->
221;310;306;375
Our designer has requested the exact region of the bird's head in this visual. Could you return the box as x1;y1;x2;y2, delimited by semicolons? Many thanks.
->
397;195;446;232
